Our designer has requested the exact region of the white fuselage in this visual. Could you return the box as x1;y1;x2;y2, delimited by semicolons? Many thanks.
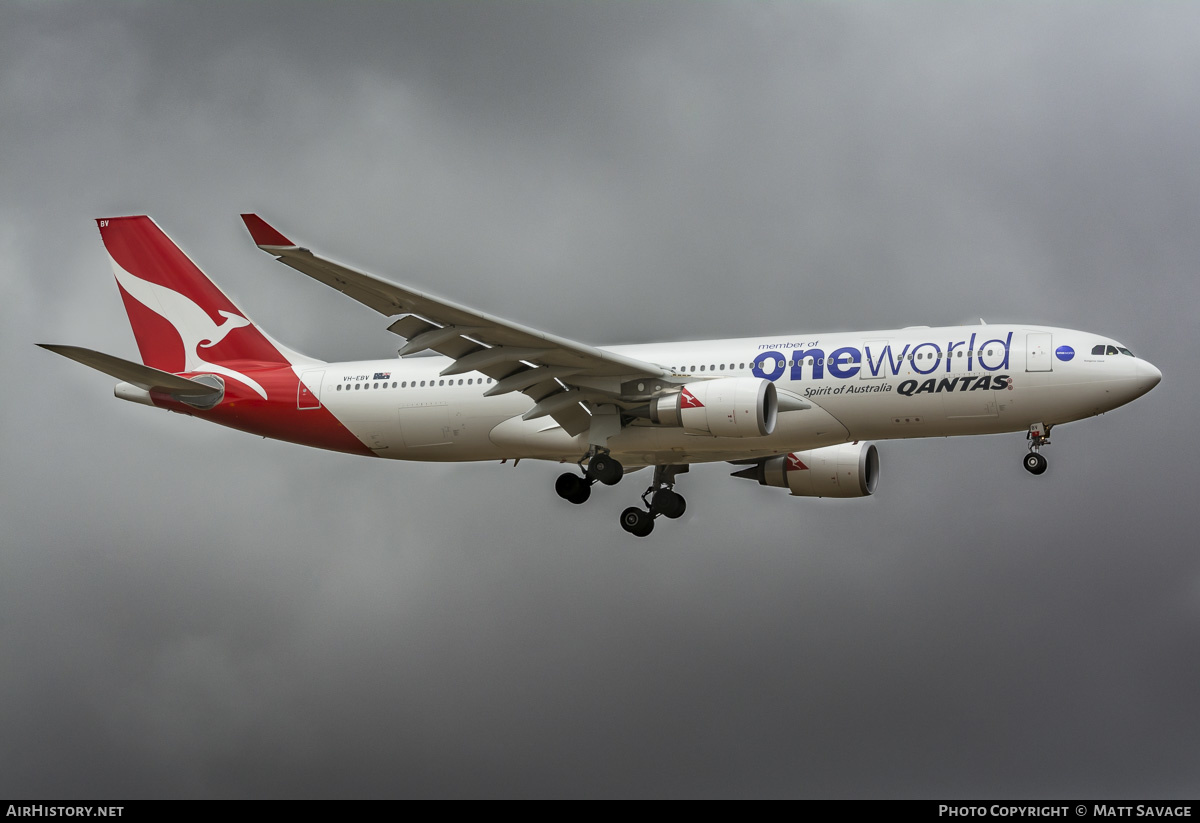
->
302;324;1161;466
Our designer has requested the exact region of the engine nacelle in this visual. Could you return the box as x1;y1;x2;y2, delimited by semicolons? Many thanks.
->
735;442;879;498
650;377;777;437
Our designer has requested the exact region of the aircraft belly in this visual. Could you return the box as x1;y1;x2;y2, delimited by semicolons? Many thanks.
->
1015;372;1140;424
791;381;998;441
488;414;587;458
384;404;522;461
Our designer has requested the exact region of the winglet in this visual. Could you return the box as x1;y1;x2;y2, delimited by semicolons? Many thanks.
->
240;214;295;248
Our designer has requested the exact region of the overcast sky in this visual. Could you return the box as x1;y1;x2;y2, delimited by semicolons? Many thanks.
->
2;2;1198;798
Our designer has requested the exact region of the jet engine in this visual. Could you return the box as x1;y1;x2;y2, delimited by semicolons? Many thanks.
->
733;442;879;498
649;377;777;437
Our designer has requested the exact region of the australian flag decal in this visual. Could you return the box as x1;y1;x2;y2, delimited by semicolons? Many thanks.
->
373;372;391;380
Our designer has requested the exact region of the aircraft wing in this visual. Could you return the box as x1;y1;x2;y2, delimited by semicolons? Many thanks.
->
241;215;669;436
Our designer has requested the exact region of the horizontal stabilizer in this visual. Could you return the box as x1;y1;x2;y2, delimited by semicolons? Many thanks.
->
36;344;221;397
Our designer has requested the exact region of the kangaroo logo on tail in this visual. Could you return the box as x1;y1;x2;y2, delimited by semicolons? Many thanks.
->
110;257;269;399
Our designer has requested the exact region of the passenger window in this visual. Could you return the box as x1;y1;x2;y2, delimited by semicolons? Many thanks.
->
700;365;705;371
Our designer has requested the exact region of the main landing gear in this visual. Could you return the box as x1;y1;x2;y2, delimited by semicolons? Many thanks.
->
554;454;689;538
1023;422;1052;475
555;449;624;505
554;472;592;504
619;465;689;538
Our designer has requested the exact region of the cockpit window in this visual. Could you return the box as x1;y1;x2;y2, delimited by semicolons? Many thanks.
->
1091;343;1135;357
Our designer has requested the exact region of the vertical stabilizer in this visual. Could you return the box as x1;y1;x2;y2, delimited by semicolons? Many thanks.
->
97;216;304;377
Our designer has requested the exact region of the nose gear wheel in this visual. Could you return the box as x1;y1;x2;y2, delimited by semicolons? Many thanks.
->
1023;423;1052;475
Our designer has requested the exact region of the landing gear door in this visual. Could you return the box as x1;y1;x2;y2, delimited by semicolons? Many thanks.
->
1026;333;1053;373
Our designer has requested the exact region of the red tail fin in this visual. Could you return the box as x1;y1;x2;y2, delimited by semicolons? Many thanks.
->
98;216;293;373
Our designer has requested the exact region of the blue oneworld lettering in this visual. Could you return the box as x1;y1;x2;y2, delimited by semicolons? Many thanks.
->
753;332;1013;384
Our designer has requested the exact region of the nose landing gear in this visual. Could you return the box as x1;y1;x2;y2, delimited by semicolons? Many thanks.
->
1023;452;1048;475
1024;422;1051;475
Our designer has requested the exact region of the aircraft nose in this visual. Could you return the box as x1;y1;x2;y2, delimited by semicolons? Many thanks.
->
1135;359;1162;393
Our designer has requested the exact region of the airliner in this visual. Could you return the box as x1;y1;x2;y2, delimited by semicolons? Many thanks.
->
40;215;1162;536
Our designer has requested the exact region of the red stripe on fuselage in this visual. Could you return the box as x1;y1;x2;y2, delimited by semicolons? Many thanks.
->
150;365;374;457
